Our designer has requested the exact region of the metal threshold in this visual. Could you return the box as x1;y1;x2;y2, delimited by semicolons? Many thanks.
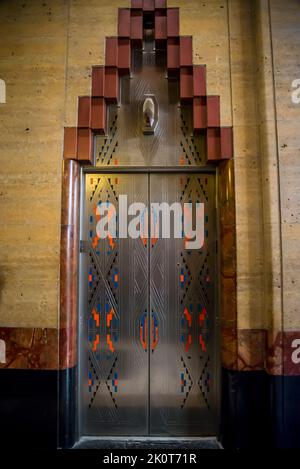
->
73;436;222;449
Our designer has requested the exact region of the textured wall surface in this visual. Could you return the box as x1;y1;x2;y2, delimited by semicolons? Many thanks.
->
0;0;299;375
0;0;129;328
0;0;68;328
270;0;300;332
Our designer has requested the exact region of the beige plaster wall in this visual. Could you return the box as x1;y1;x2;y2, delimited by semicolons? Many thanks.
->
0;0;68;328
269;0;300;331
228;0;266;330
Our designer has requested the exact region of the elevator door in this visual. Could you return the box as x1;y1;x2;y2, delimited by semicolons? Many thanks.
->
79;172;218;437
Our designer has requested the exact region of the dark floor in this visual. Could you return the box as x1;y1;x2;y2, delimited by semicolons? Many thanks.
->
73;437;222;449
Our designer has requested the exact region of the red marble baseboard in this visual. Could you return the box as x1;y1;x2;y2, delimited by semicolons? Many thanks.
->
0;327;58;370
222;328;300;375
0;326;78;370
237;329;267;371
1;326;299;375
267;330;300;376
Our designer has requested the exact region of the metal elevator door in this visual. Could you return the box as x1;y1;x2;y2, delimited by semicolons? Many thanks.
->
79;172;218;437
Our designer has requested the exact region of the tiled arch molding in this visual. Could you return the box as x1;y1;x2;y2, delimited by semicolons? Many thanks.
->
0;0;298;450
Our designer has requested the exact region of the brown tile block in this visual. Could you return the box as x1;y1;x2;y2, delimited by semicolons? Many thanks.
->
221;127;233;159
143;0;154;11
207;95;220;127
77;128;93;164
180;36;193;67
118;8;131;38
90;97;106;134
193;97;207;130
118;38;131;74
180;67;193;100
207;127;221;161
155;11;167;41
193;65;206;97
78;96;91;128
63;127;77;160
167;8;179;37
131;0;143;8
155;0;166;8
167;37;180;70
131;10;143;45
105;37;118;67
92;66;105;98
104;67;119;104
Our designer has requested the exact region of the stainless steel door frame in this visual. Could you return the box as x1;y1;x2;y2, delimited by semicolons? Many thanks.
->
78;167;220;438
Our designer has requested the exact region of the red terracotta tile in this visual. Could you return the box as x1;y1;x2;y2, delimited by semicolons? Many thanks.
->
63;127;77;160
131;0;143;8
131;10;143;45
207;95;220;127
143;0;154;11
118;8;131;37
155;0;166;8
78;96;91;128
105;37;118;67
180;67;193;100
193;65;206;97
118;38;131;74
92;66;104;98
167;8;179;37
104;67;119;103
221;127;233;159
207;127;221;161
193;97;207;130
167;37;180;70
77;128;93;164
155;11;167;41
90;97;106;134
180;36;193;67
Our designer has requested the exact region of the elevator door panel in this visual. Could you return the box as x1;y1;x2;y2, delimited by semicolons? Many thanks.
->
81;174;149;435
149;174;217;436
81;172;218;437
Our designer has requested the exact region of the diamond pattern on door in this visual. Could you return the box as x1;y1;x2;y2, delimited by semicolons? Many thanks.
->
80;173;218;436
81;174;149;435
